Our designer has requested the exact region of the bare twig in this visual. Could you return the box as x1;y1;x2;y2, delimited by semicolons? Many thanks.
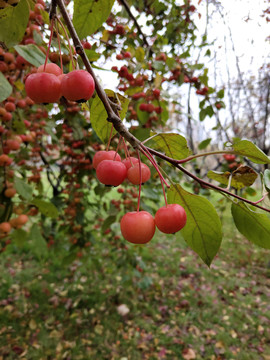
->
118;0;152;51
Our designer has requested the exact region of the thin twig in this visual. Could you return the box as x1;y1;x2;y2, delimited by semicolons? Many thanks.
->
118;0;152;51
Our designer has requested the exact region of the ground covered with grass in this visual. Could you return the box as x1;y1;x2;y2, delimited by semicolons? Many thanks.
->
0;213;270;360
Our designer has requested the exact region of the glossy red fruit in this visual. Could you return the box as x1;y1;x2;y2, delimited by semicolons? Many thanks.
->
155;204;187;234
93;150;121;169
82;41;92;49
139;103;148;112
37;63;62;76
25;73;61;103
122;157;139;170
153;88;160;98
96;160;127;186
120;211;156;244
61;70;95;102
124;51;131;58
223;154;236;162
127;163;151;185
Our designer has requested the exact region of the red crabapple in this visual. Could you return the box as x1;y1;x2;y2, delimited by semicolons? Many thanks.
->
25;73;61;103
122;157;139;170
120;211;156;244
155;204;187;234
127;163;151;185
93;150;121;169
61;70;95;102
96;160;127;186
37;63;62;76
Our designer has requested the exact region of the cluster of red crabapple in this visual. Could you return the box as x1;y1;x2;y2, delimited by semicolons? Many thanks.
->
92;149;187;244
22;34;188;246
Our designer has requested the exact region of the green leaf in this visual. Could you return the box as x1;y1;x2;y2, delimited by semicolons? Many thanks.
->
0;0;29;47
14;44;47;67
29;223;48;259
11;229;28;247
231;202;270;249
198;138;211;150
199;108;207;121
14;177;33;201
152;61;165;71
263;169;270;193
62;252;77;266
12;117;26;134
31;199;58;219
232;140;270;164
101;215;116;232
0;72;12;102
90;90;129;143
84;49;101;62
217;89;225;98
73;0;115;39
205;105;214;118
131;127;150;142
168;184;222;266
135;47;145;62
208;166;258;190
148;133;191;160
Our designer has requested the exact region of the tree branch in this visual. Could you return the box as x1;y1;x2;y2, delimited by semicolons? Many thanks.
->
55;0;141;150
53;0;270;214
118;0;152;52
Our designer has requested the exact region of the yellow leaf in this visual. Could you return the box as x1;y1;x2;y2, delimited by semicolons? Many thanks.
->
215;341;225;349
29;319;37;330
154;73;163;88
94;324;103;335
14;80;24;91
56;343;63;353
135;47;145;62
258;325;264;333
49;330;62;338
101;29;110;42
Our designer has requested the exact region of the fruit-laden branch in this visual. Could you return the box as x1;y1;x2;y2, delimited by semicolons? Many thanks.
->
142;145;270;213
52;0;141;150
51;0;270;214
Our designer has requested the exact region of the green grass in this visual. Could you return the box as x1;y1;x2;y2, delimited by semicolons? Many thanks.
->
0;202;270;359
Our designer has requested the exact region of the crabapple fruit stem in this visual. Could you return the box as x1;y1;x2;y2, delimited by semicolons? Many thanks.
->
44;18;55;71
136;149;142;213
